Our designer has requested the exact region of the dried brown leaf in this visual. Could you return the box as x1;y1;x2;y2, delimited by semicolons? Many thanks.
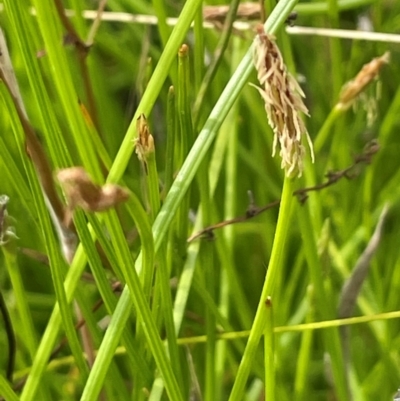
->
57;167;129;213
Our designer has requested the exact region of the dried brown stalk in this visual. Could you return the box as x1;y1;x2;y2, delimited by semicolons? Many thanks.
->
203;2;261;22
189;141;378;241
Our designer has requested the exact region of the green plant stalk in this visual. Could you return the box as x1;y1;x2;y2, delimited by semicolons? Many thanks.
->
146;142;185;391
294;286;315;400
152;0;170;47
172;236;200;334
297;201;348;401
3;0;70;169
145;118;184;393
70;0;86;37
327;0;343;99
0;284;15;384
85;213;153;382
1;82;89;383
3;246;38;361
0;138;32;213
145;148;161;224
20;246;87;401
82;209;184;401
0;373;19;401
264;298;275;401
31;0;102;180
313;105;343;154
193;7;204;91
142;149;160;298
215;97;240;399
175;44;193;255
192;0;241;126
197;162;217;401
72;288;129;400
366;82;400;224
79;213;151;393
79;287;136;401
164;86;176;195
22;155;90;381
155;244;185;390
228;177;294;401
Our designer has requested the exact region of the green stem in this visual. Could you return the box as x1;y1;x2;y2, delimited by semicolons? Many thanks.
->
2;247;38;364
313;106;343;154
294;286;315;400
228;177;294;401
264;298;275;401
164;86;176;195
297;199;348;401
0;373;19;401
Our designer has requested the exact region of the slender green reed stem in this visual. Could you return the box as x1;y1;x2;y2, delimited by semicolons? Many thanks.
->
228;177;294;401
193;7;204;91
0;373;19;401
164;86;176;195
174;44;192;262
297;200;348;401
192;0;241;126
3;245;37;358
152;0;170;47
264;298;275;401
294;286;315;400
82;213;153;383
0;289;14;382
313;106;343;153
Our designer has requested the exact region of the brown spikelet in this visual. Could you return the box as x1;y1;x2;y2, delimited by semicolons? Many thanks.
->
337;52;390;110
252;26;314;178
135;114;155;175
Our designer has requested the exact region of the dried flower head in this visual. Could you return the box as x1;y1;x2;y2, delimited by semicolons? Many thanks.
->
252;26;314;177
135;114;155;174
57;167;130;217
337;52;390;111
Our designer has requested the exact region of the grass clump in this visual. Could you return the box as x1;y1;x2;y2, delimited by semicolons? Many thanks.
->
0;0;400;400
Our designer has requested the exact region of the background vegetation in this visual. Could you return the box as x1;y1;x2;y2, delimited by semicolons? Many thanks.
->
0;0;399;400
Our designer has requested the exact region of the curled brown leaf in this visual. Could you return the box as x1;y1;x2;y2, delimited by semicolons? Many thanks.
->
57;167;129;214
